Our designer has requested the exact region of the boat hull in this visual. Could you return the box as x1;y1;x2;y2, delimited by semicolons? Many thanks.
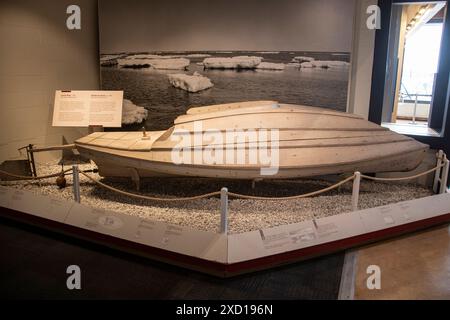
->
76;144;427;180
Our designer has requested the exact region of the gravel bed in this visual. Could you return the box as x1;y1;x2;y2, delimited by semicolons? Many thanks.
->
1;162;434;234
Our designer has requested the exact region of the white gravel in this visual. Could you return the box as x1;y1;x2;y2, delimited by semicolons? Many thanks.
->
1;162;433;234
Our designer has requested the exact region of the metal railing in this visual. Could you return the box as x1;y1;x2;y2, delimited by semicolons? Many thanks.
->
399;92;433;124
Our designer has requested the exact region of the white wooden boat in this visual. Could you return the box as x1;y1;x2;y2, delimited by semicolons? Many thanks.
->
75;101;428;180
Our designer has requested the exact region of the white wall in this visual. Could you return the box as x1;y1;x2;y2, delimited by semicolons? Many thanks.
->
0;0;100;163
347;0;377;119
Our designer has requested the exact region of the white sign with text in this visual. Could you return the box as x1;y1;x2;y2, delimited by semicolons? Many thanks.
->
52;90;123;127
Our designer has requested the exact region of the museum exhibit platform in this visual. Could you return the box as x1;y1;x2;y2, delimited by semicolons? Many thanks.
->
1;168;449;277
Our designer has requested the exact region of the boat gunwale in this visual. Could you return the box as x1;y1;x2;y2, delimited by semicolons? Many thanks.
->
168;127;390;132
75;130;408;152
158;130;399;144
75;138;421;153
150;137;416;151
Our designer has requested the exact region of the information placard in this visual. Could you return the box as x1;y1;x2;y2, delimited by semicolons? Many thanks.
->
52;90;123;127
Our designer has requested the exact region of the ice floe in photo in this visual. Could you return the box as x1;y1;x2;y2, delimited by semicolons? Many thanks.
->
118;58;190;70
257;51;280;54
292;56;315;63
148;58;190;70
203;56;263;69
285;60;351;69
286;62;301;68
101;59;118;67
125;54;187;60
117;58;153;68
124;53;211;60
256;62;285;70
100;54;126;66
310;60;350;68
101;54;123;61
300;62;314;68
122;99;148;124
168;72;214;93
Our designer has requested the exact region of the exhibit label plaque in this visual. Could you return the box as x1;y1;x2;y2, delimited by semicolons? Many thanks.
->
52;90;123;127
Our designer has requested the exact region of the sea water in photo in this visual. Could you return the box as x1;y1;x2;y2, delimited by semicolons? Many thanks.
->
101;51;350;131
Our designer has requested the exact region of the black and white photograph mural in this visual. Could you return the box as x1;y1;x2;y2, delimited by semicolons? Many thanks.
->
98;0;355;130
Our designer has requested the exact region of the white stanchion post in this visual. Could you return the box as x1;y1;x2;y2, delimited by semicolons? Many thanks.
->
433;150;444;193
352;172;361;212
72;165;81;203
439;157;449;194
220;187;228;234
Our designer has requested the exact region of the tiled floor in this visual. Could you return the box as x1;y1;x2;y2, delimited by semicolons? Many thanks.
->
0;217;344;299
353;224;450;300
2;209;449;299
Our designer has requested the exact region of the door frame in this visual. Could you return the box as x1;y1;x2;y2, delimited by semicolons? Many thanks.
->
369;0;450;154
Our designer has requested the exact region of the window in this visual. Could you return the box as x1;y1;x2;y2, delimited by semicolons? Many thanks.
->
380;1;447;136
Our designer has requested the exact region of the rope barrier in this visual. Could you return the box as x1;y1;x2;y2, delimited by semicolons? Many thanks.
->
360;163;444;182
80;171;355;202
76;161;444;202
0;168;72;180
227;175;356;200
0;159;446;202
80;171;221;202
